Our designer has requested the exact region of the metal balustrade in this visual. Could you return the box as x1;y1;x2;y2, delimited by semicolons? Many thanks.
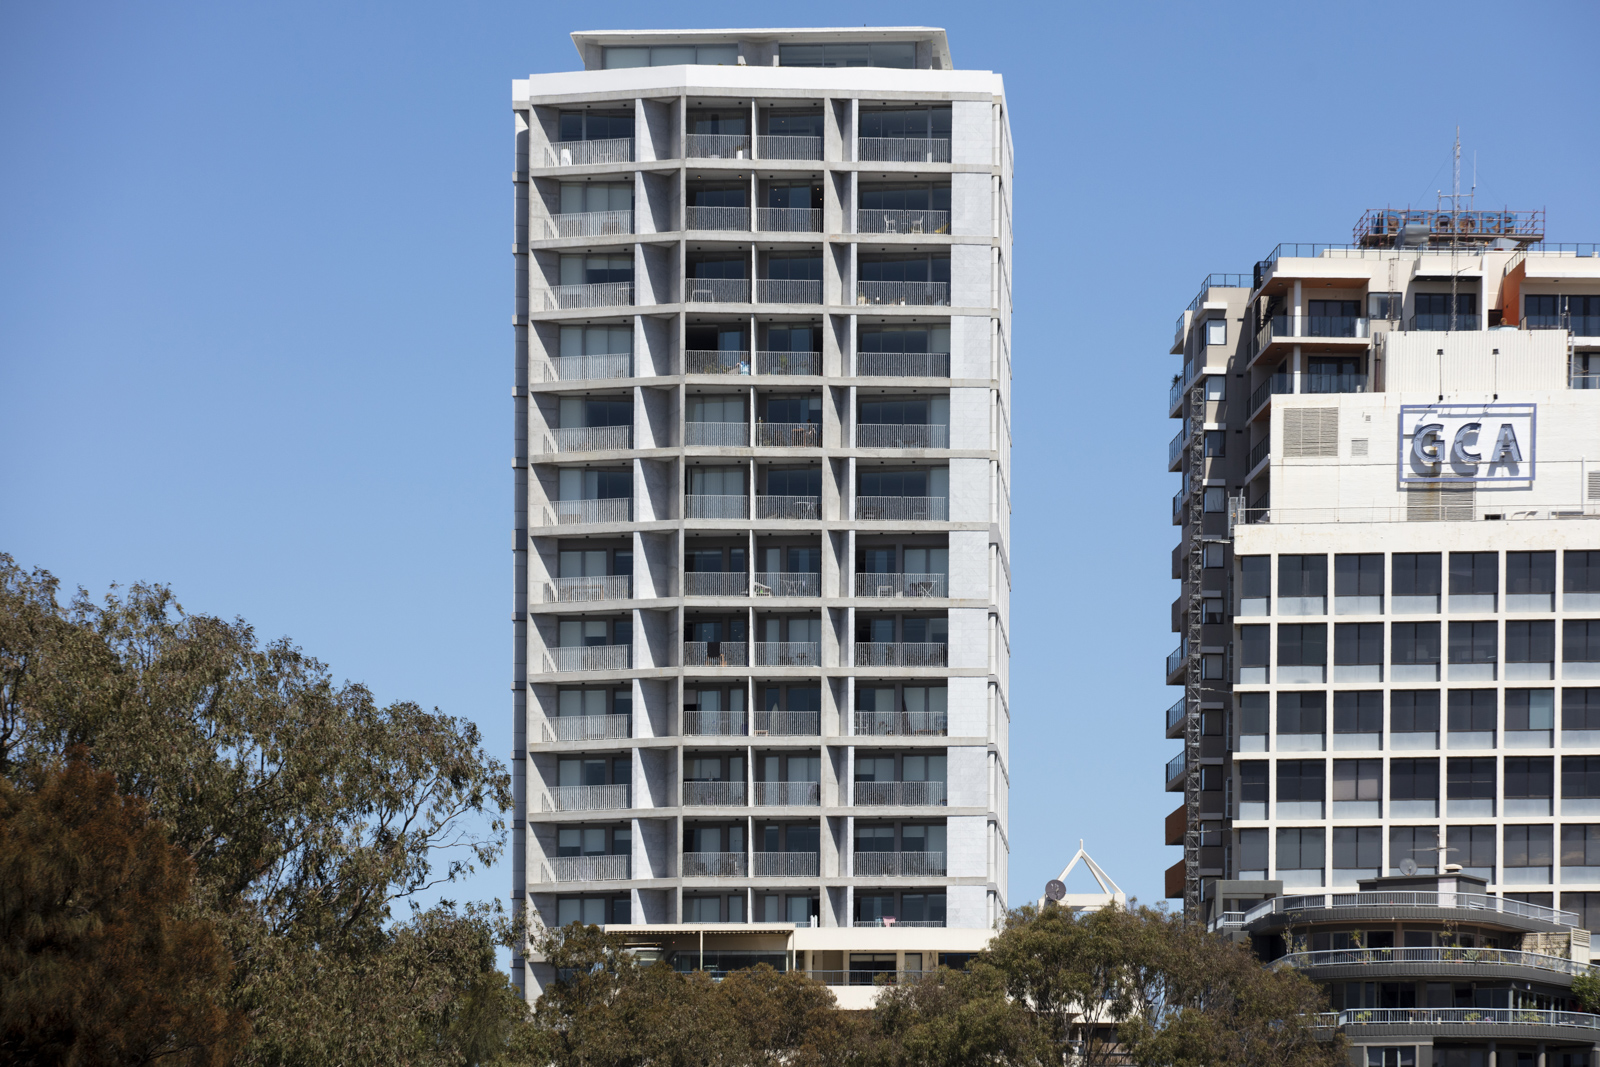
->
753;852;820;877
546;645;631;673
853;496;948;521
543;784;629;812
682;641;748;667
854;781;947;806
543;714;631;742
549;854;630;882
1278;947;1593;978
755;495;820;520
1240;892;1579;927
1249;437;1270;468
685;494;749;519
757;207;822;233
552;425;632;452
755;641;820;667
856;280;950;307
854;711;948;737
755;782;821;806
540;209;634;239
1165;752;1186;785
756;421;821;447
855;209;950;235
684;349;751;375
856;137;951;163
682;710;746;737
535;282;634;311
850;920;946;929
543;575;631;603
683;572;748;597
685;134;751;159
682;852;746;877
756;135;821;160
854;643;947;668
687;278;752;303
756;278;823;305
756;350;821;375
753;710;820;736
685;421;750;447
856;352;950;378
685;205;750;231
550;498;632;526
754;572;820;597
854;573;948;598
1332;1007;1600;1031
857;423;949;448
542;353;632;381
682;781;747;806
546;138;633;167
854;851;947;876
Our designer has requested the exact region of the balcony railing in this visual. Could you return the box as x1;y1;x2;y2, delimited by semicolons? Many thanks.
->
850;920;946;929
858;423;949;449
546;138;633;167
753;851;820;877
854;851;947;876
550;854;630;882
1166;696;1186;732
685;350;751;375
856;352;950;378
1166;641;1185;676
854;711;947;737
754;572;820;597
543;353;632;381
755;641;821;667
854;572;948;598
857;137;951;163
1408;313;1481;332
685;205;750;231
756;350;821;376
755;495;819;520
683;571;748;597
757;207;822;233
756;134;821;160
1240;892;1579;928
544;714;631;742
685;494;748;520
1302;373;1368;395
543;784;629;812
536;281;634;311
540;209;634;239
552;425;632;452
856;209;951;235
1574;373;1600;390
546;645;631;673
854;497;948;521
1249;375;1291;413
754;710;820;736
756;278;823;305
544;574;631;603
1249;436;1270;469
854;643;947;668
1277;947;1592;978
1329;1007;1600;1031
1258;315;1372;343
856;280;950;307
687;278;751;303
682;781;746;806
685;421;749;447
682;641;748;667
682;852;746;877
685;133;751;159
1169;369;1191;411
551;498;632;526
756;421;821;447
755;782;821;806
682;710;746;736
1167;428;1188;468
854;781;947;806
1165;752;1186;786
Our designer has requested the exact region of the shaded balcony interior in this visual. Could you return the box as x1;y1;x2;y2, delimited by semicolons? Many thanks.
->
686;250;750;303
685;391;748;446
683;822;746;876
754;612;823;666
541;392;633;453
754;822;821;879
856;389;949;448
539;322;633;382
856;538;949;599
549;467;631;525
854;889;947;927
539;540;633;604
760;179;823;232
757;104;824;160
857;106;951;163
857;322;950;377
549;108;634;167
757;539;822;598
686;180;750;231
857;252;950;306
683;538;747;597
683;751;745;805
685;319;750;375
857;179;950;234
543;822;631;882
544;683;632;742
757;681;822;735
855;821;947;875
684;612;747;665
757;391;822;447
686;105;750;159
855;682;948;737
544;753;631;812
683;319;824;376
685;464;747;519
855;612;947;667
855;466;949;521
682;681;746;736
545;614;632;672
855;751;947;805
758;464;822;520
532;179;635;240
755;751;821;805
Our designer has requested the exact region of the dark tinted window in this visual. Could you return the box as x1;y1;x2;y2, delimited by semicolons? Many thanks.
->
1335;554;1384;596
1391;690;1440;733
1279;555;1328;598
1333;691;1382;734
1393;553;1442;596
1507;552;1556;594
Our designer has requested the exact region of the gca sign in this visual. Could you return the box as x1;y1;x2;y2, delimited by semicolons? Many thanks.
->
1399;403;1536;485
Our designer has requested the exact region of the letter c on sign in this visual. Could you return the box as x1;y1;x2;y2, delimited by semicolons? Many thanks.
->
1412;422;1444;466
1451;422;1483;465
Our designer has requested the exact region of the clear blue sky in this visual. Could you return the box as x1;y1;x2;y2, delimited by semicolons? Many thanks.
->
4;0;1598;920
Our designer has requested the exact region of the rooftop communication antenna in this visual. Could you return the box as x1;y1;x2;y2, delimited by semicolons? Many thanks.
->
1040;841;1127;912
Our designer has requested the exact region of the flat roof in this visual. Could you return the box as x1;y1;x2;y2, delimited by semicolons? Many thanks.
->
571;27;953;70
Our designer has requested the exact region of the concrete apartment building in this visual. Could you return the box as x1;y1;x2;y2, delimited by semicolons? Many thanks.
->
1166;208;1600;1062
509;27;1012;1004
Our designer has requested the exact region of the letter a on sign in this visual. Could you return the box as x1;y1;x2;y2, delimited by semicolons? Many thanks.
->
1489;423;1523;465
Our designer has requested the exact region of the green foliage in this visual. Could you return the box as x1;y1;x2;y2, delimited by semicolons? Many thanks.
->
1573;972;1600;1013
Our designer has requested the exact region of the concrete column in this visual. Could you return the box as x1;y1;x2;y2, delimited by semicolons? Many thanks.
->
1292;344;1303;394
1293;279;1304;336
1487;1039;1496;1067
1536;1040;1546;1067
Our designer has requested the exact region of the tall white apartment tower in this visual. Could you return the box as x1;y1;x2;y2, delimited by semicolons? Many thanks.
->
1164;207;1600;939
510;28;1012;1002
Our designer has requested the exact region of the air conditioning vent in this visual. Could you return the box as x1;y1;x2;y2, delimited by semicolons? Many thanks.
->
1283;408;1339;457
1350;438;1369;457
1407;486;1475;522
1589;471;1600;501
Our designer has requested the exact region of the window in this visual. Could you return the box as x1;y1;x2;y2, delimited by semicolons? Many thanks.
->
1446;824;1495;879
1277;625;1327;666
1448;621;1498;665
1564;756;1600;799
779;41;917;68
1201;654;1224;679
1566;620;1600;663
1203;487;1227;513
1334;826;1382;873
1447;757;1496;800
1568;551;1600;593
1332;761;1381;803
1334;623;1383;666
1563;893;1600;936
1506;621;1556;665
1506;689;1555;731
1277;761;1325;801
1565;689;1600;731
1277;691;1326;735
1238;693;1268;744
1203;431;1225;457
1504;825;1553;871
1368;291;1402;320
1391;758;1439;801
1390;826;1439;874
1279;555;1328;598
1238;828;1268;876
1507;552;1556;594
1239;625;1268;667
1333;691;1382;735
1563;826;1600;868
1504;757;1553;799
1276;827;1325;870
1447;689;1496;732
1204;318;1227;347
1335;554;1384;597
1205;376;1226;401
1203;544;1226;568
1391;690;1441;733
1239;762;1269;805
604;44;739;68
1449;552;1498;596
1240;557;1270;600
560;253;633;286
557;112;633;142
1392;623;1441;665
1392;553;1442;596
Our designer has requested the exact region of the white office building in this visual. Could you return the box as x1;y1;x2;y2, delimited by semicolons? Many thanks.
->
509;27;1012;1004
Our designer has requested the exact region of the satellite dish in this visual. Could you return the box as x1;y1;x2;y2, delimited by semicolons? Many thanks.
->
1045;880;1067;902
1400;858;1419;876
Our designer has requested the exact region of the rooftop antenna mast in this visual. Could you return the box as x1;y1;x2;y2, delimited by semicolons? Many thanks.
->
1437;128;1475;332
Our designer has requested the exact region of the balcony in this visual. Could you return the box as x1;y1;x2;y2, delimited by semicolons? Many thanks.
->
754;572;820;597
856;280;950;307
1240;891;1579;928
752;421;818;448
854;642;946;668
1255;315;1370;354
756;278;823;305
857;423;949;449
1276;947;1592;979
1249;375;1291;415
1528;313;1600;336
1301;373;1368;395
685;494;748;520
546;645;631;673
544;353;632;381
1409;314;1481;332
1328;1007;1600;1034
687;279;752;304
857;352;950;378
551;426;632;452
757;207;822;233
546;138;633;167
682;852;746;877
753;710;820;736
1165;640;1185;678
755;782;820;806
857;137;951;163
685;421;749;447
854;851;947;876
1573;373;1600;390
684;205;750;232
544;574;631;603
543;784;630;812
755;495;820;520
543;714;631;742
550;854;630;882
756;134;821;161
856;209;950;235
685;350;751;375
539;210;634;240
1166;695;1186;734
857;709;947;738
683;572;748;597
682;781;746;806
1167;428;1188;469
682;641;748;667
1164;752;1186;790
1249;436;1270;470
683;710;746;737
854;573;948;598
854;497;949;521
1169;369;1192;412
854;781;947;806
755;641;821;667
753;851;820;877
551;498;632;526
685;133;751;159
536;281;634;312
756;350;821;376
